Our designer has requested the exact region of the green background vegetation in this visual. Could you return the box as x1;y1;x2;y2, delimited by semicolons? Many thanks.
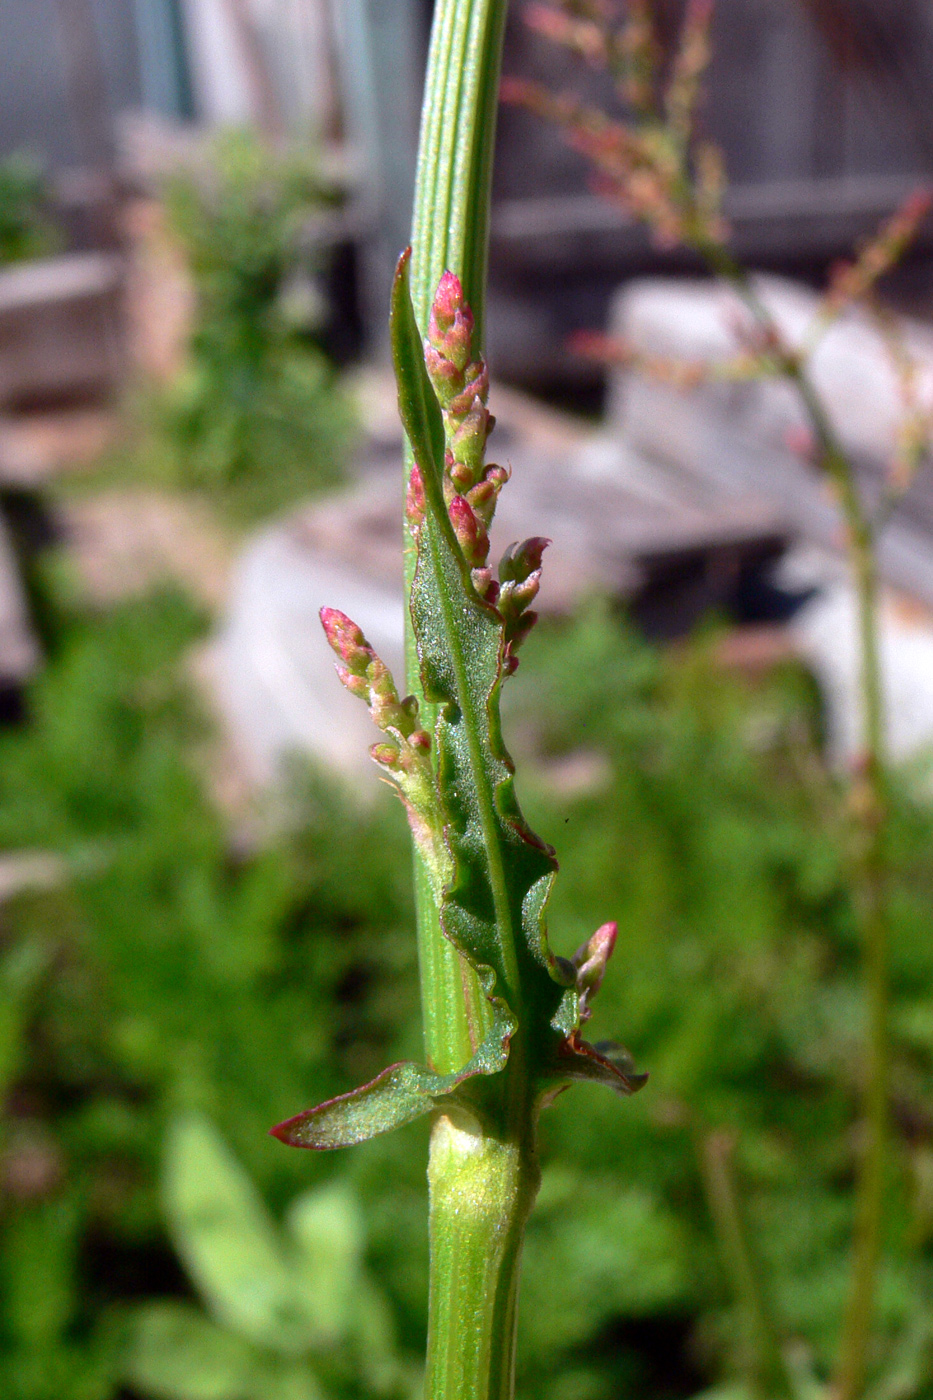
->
3;558;933;1400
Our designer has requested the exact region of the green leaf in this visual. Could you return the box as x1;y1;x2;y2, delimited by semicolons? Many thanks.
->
392;250;578;1053
0;938;51;1099
352;1280;410;1396
125;1302;259;1400
270;1041;511;1151
1;1196;79;1352
164;1115;313;1353
543;1037;648;1099
390;248;447;517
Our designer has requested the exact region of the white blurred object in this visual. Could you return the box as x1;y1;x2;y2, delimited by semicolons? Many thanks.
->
792;583;933;766
215;513;404;788
610;275;933;608
180;0;338;132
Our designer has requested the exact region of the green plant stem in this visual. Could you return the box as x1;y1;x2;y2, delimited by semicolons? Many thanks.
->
405;0;511;1078
425;1105;539;1400
403;3;542;1396
699;1131;795;1400
835;514;889;1400
699;236;891;1400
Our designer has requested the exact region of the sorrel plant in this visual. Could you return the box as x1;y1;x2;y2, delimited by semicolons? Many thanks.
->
273;2;646;1398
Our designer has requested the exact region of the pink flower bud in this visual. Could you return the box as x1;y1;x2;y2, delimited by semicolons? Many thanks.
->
371;742;400;768
449;398;492;483
470;567;500;605
406;464;426;530
448;457;475;493
572;921;617;1002
499;571;542;618
320;608;369;670
430;271;470;333
448;494;489;567
448;363;490;418
466;477;499;527
335;664;369;700
427;272;474;374
424;344;464;401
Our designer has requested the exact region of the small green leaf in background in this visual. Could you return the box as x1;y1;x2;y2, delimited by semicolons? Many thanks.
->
0;938;50;1101
126;1302;262;1400
287;1182;362;1344
164;1115;310;1354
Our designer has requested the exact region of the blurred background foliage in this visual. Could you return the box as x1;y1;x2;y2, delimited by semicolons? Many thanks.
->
0;153;57;267
1;86;932;1400
1;545;933;1400
107;129;355;523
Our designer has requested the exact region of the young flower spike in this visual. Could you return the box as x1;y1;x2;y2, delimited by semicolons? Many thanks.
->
274;247;646;1400
275;250;646;1160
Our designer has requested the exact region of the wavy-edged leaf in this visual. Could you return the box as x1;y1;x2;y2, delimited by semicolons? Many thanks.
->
270;1012;513;1150
547;1035;649;1098
392;249;573;1055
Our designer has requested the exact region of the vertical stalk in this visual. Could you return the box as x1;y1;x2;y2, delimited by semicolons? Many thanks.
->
404;0;510;1079
426;1108;539;1400
835;512;889;1400
696;241;892;1399
403;4;542;1396
699;1132;795;1400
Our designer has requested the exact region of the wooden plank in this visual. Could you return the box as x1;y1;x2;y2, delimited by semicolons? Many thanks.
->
0;253;124;409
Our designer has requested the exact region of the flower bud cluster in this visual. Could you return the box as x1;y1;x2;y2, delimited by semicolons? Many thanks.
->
320;608;431;772
424;272;510;601
498;537;550;673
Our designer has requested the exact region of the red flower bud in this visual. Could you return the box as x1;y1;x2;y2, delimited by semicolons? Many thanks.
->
449;494;489;567
320;608;369;669
500;538;551;586
406;464;426;530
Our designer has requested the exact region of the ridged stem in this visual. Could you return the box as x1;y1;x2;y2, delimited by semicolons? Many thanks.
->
425;1103;539;1400
404;0;510;1077
403;4;540;1396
